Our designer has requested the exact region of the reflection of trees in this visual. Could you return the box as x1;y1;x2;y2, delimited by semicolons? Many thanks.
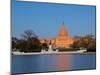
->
70;34;96;52
12;30;41;52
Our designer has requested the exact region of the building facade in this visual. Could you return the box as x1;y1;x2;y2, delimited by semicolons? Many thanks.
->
40;23;74;48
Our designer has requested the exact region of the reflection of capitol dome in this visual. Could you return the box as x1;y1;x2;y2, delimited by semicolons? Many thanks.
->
40;22;74;48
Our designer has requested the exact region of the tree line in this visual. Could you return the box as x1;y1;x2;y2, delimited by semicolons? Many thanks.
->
70;35;96;52
12;30;48;52
12;30;96;52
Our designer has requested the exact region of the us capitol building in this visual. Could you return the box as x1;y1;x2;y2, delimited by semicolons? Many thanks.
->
40;22;75;48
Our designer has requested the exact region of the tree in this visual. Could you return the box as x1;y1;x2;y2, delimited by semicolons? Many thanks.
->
41;43;48;50
16;39;27;52
70;40;81;49
21;30;37;41
82;35;96;52
70;34;96;52
19;30;41;52
12;37;18;51
12;30;42;52
80;35;96;49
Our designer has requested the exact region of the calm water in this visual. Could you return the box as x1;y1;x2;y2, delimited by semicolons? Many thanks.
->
11;53;96;74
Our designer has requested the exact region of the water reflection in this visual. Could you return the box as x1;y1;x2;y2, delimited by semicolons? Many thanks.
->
57;54;70;71
11;53;96;74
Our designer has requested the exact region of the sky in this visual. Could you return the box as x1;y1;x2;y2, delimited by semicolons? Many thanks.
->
12;0;96;38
